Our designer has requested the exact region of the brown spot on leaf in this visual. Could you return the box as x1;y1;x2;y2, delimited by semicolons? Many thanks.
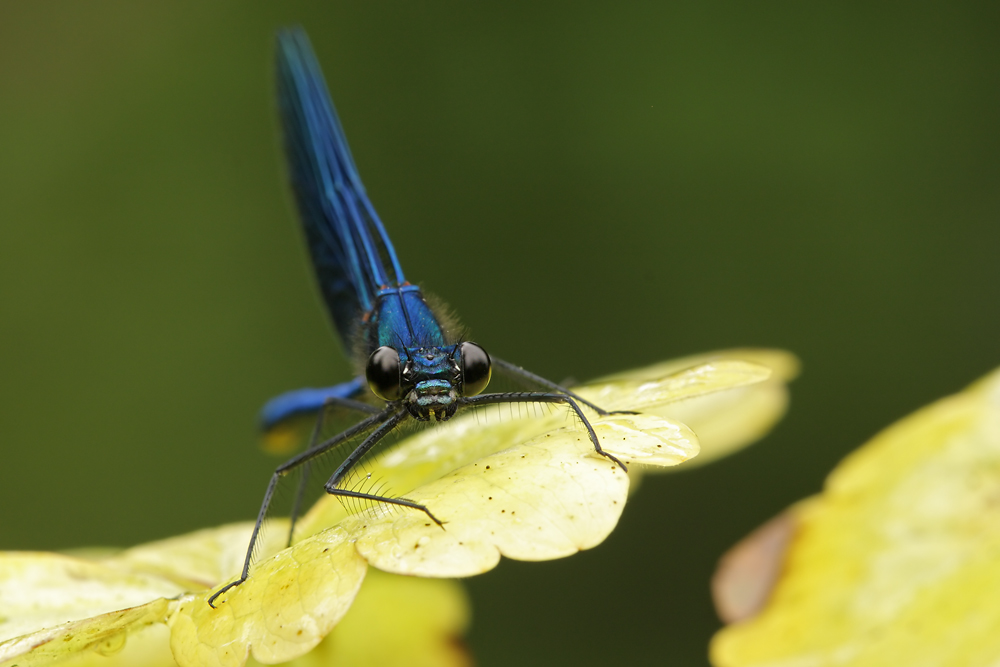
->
712;509;798;624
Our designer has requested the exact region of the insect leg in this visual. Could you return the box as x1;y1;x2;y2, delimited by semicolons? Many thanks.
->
458;391;628;471
207;407;398;608
285;394;372;547
490;357;635;416
323;410;444;527
287;462;312;548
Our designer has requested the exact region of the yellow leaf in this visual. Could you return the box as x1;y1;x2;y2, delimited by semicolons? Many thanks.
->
0;604;174;667
252;569;471;667
170;527;367;667
592;349;798;469
711;366;1000;667
0;353;792;667
347;417;652;577
294;354;788;539
0;531;470;667
0;553;180;667
181;357;775;665
104;523;289;591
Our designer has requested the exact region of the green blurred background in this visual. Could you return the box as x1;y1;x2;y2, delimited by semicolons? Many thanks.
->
2;2;998;665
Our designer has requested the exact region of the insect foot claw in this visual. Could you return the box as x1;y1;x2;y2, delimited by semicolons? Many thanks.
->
425;510;446;528
415;503;445;528
601;450;629;472
207;578;244;608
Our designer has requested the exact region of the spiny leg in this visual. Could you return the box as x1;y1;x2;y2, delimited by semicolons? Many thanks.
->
285;395;377;547
207;407;400;608
459;391;628;471
287;463;312;548
323;410;445;527
490;357;636;417
325;488;444;527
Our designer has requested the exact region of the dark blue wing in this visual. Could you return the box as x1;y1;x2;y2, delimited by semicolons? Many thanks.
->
276;28;406;349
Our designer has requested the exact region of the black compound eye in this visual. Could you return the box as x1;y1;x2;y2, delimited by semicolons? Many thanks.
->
366;346;403;401
459;342;491;396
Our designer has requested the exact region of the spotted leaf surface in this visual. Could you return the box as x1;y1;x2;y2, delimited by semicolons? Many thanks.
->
0;354;791;667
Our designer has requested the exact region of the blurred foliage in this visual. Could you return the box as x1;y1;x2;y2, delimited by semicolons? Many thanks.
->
711;366;1000;666
1;2;998;665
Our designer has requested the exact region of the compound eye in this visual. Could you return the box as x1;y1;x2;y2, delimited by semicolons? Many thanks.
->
459;342;491;396
366;346;403;401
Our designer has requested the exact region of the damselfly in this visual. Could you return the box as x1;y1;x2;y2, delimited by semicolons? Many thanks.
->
208;28;627;607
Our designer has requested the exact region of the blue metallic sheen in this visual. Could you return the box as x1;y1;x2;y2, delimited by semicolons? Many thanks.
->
206;27;625;609
260;377;365;430
275;29;406;350
369;286;447;351
265;29;458;431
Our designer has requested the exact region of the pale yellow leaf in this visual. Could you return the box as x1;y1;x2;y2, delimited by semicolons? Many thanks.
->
0;353;792;667
711;366;1000;667
103;523;288;591
590;349;798;469
170;527;366;667
294;356;771;539
254;570;470;667
0;552;181;667
347;422;639;577
0;602;171;667
577;359;773;412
